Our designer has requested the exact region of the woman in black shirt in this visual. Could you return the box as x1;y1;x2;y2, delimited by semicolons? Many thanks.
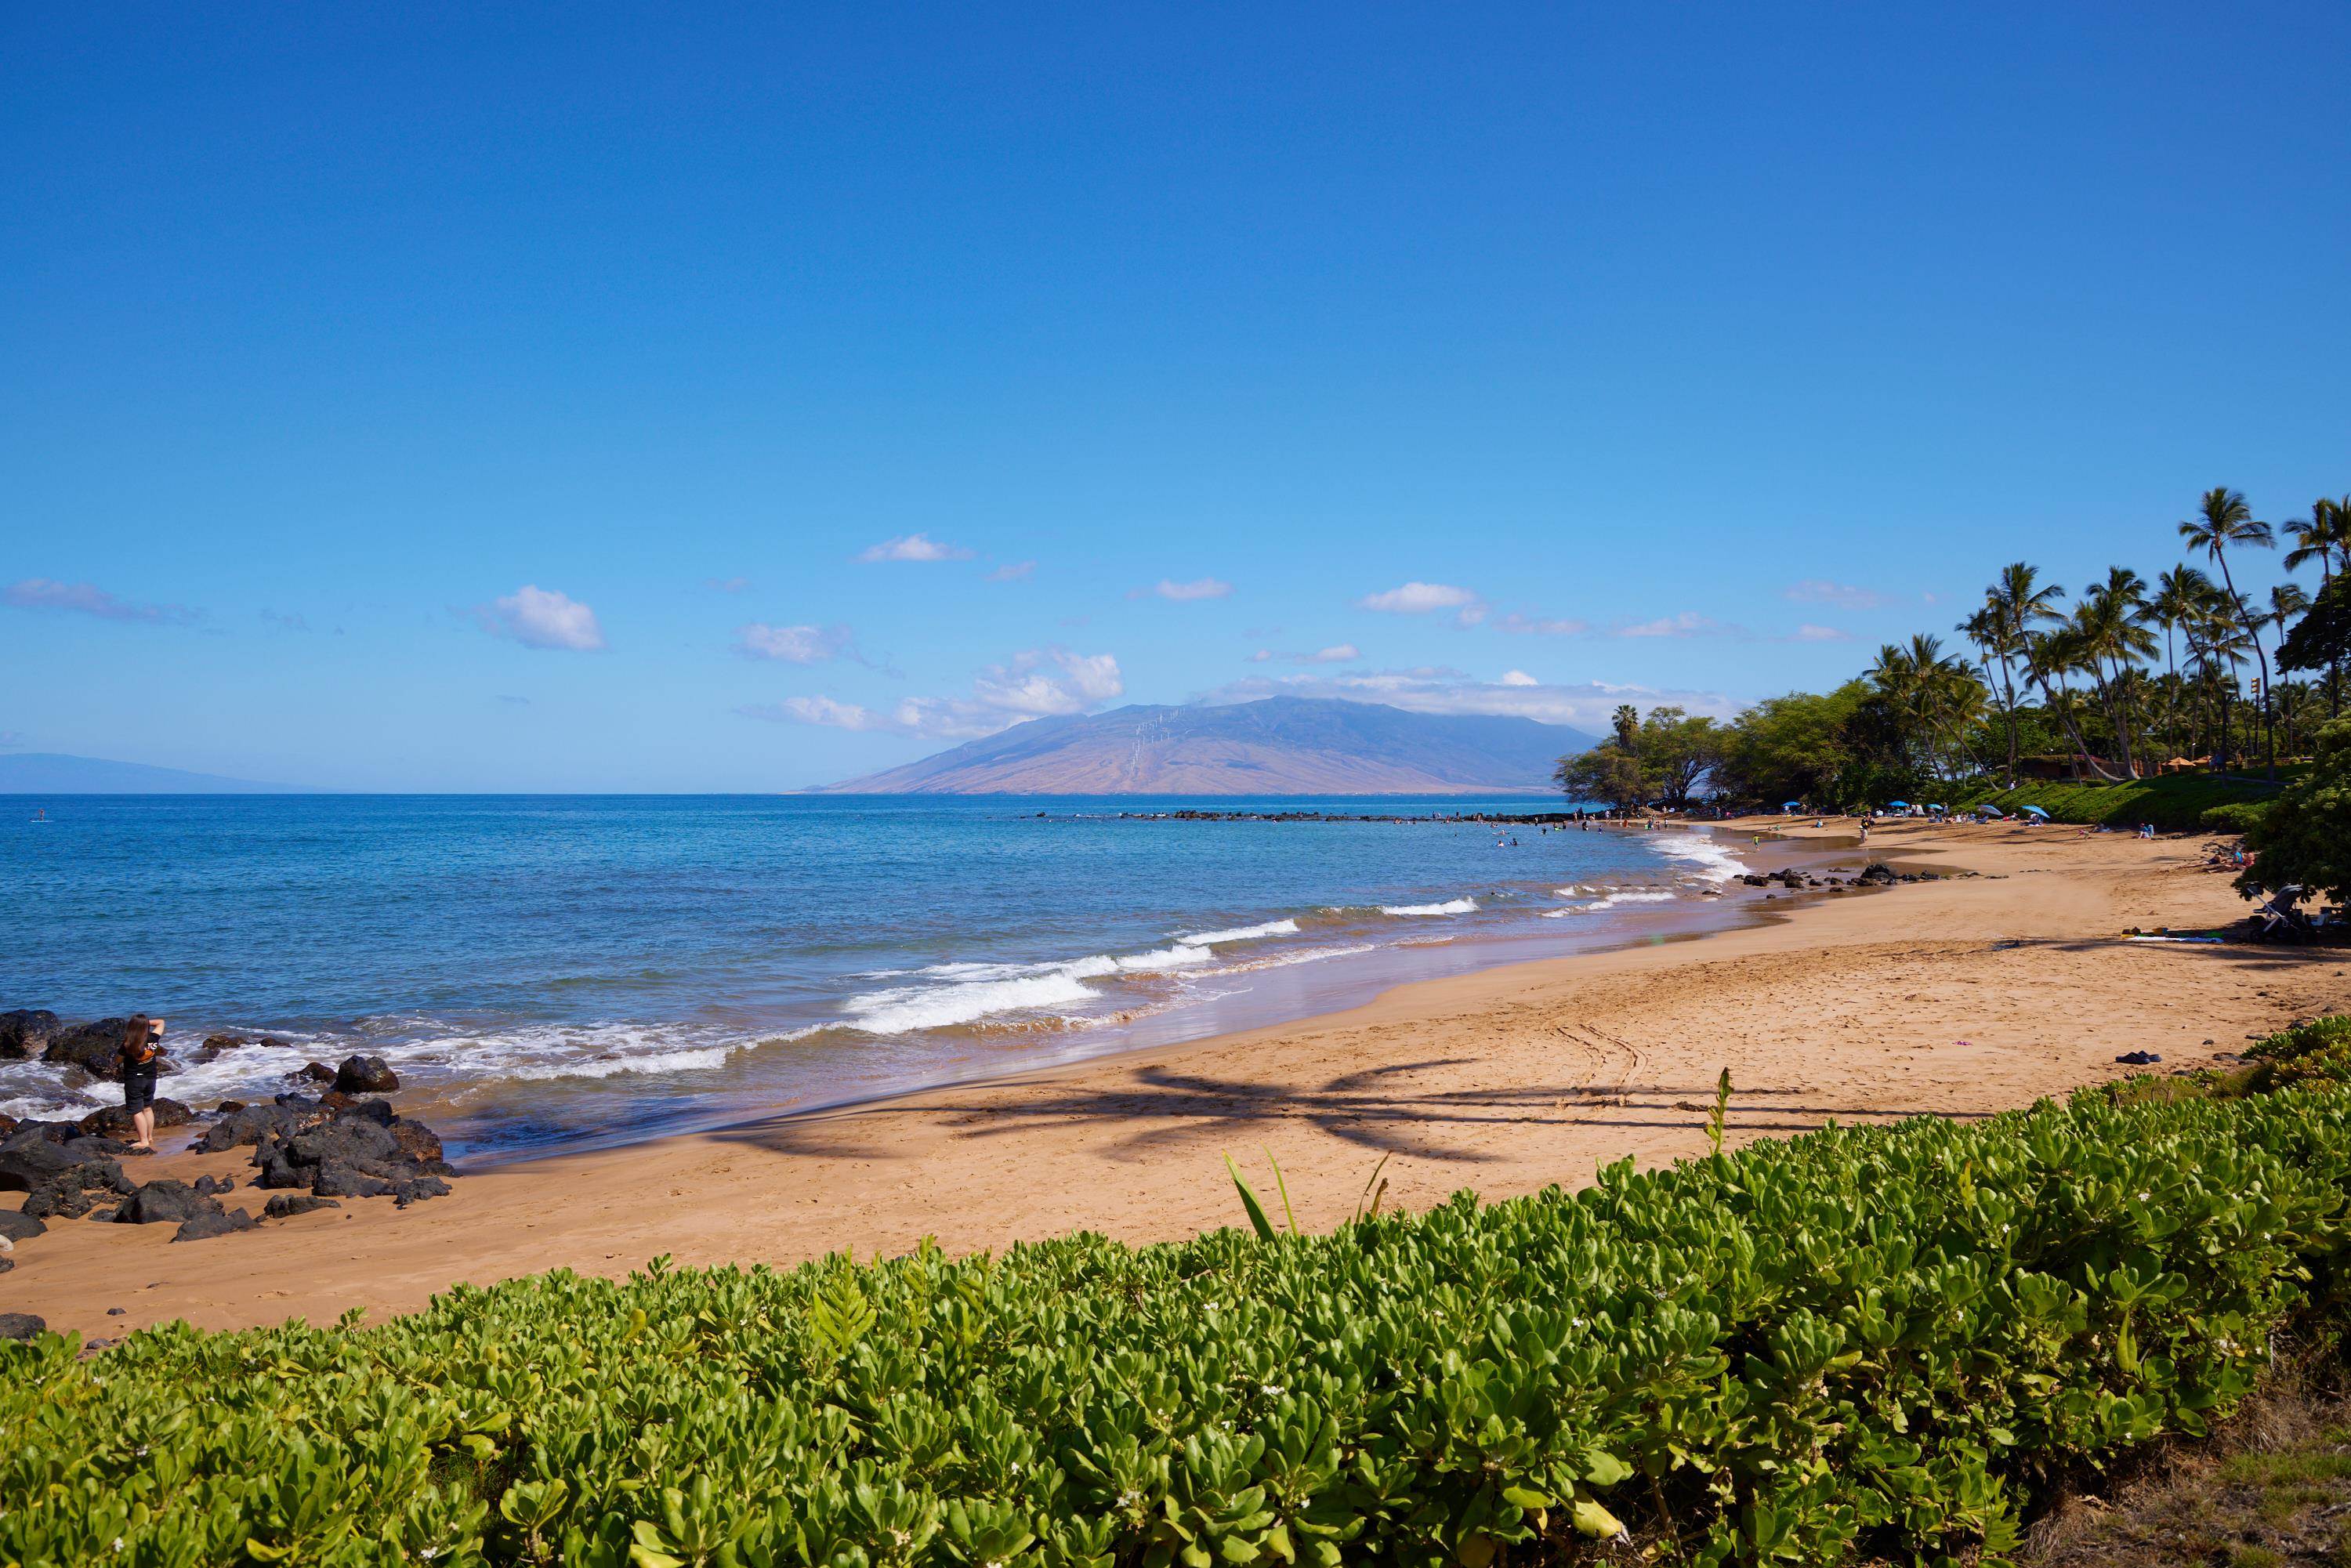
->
121;1014;165;1153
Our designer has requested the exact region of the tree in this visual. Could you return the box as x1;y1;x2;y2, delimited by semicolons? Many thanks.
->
2277;572;2351;690
1634;707;1722;808
2151;565;2215;762
1610;704;1639;750
2179;485;2280;775
1712;684;1868;809
2285;496;2350;717
1978;563;2063;784
2237;717;2351;911
2078;567;2157;776
1556;745;1646;811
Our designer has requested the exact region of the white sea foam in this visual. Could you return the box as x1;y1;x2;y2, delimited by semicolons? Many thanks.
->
1217;942;1377;973
1115;943;1216;972
1378;897;1479;917
844;969;1103;1035
506;1045;739;1081
1651;828;1751;882
1181;918;1302;946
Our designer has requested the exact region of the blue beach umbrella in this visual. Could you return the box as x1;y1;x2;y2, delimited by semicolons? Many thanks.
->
1976;805;2005;817
1886;800;1910;810
1781;801;1802;811
2020;805;2051;820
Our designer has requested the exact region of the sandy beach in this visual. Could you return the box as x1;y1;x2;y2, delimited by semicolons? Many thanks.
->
9;817;2345;1341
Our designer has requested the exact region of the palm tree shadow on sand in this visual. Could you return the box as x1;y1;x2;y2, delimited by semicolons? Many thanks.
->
709;1055;1994;1168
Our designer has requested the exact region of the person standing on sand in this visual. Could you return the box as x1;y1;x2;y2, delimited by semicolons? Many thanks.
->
120;1014;165;1153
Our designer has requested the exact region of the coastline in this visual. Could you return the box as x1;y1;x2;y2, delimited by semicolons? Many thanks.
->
9;816;2338;1340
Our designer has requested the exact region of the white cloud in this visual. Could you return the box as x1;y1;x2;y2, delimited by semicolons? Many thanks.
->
1357;581;1478;614
1254;643;1360;665
4;578;196;625
742;647;1123;741
985;561;1036;582
746;696;902;732
1500;668;1538;686
1784;580;1886;610
705;576;750;593
857;533;973;563
735;622;861;664
1615;611;1719;639
972;649;1124;715
1495;612;1592;637
1197;669;1738;730
1251;639;1364;668
1141;577;1233;602
1788;624;1851;643
480;585;606;651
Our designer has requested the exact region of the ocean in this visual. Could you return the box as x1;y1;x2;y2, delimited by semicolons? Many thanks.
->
0;795;1762;1159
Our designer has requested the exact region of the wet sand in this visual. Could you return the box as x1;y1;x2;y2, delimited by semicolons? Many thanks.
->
9;817;2345;1341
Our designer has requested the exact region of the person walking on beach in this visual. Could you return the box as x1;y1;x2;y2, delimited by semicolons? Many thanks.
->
120;1014;165;1153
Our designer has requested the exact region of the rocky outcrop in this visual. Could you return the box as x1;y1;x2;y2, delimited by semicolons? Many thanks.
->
0;1009;60;1061
114;1179;221;1226
262;1193;339;1219
172;1208;256;1243
0;1209;45;1243
208;1095;455;1207
0;1313;44;1342
41;1017;172;1080
333;1056;399;1094
77;1099;194;1139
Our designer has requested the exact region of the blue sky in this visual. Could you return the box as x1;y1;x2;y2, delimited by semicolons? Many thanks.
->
4;2;2346;790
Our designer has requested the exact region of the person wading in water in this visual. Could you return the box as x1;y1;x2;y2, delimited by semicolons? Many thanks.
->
121;1014;165;1153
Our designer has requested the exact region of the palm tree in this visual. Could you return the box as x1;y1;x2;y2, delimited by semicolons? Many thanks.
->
2284;497;2349;717
1610;704;1639;750
1978;563;2064;785
2178;486;2279;774
2150;565;2215;762
2077;567;2158;776
2023;621;2128;780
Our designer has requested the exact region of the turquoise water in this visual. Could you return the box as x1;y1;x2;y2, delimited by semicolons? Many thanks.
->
0;795;1759;1157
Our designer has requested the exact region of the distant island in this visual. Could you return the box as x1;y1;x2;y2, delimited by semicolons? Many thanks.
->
817;697;1600;794
0;752;317;794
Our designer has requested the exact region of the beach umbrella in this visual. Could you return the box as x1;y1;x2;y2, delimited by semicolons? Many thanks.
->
1781;801;1802;812
1886;800;1910;810
2020;804;2050;819
1976;805;2005;817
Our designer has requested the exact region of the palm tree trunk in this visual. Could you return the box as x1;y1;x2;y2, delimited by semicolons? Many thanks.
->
2036;668;2128;781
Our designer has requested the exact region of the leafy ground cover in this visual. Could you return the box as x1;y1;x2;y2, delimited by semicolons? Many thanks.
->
9;1020;2351;1567
1945;773;2282;831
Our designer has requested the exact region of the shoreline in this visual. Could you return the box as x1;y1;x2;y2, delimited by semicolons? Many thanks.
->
9;816;2341;1340
433;820;1851;1169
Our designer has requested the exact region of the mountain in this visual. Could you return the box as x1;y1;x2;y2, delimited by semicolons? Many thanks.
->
0;752;319;794
818;697;1599;795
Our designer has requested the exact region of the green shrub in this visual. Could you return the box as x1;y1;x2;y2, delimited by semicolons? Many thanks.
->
2244;1016;2351;1093
2200;802;2270;834
10;1052;2351;1566
1945;773;2278;833
2239;719;2351;908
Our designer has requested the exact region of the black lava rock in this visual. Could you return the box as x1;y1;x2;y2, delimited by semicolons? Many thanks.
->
77;1099;194;1139
0;1208;45;1242
0;1009;60;1061
333;1055;400;1095
114;1179;224;1226
172;1208;257;1243
0;1313;44;1341
262;1193;340;1219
